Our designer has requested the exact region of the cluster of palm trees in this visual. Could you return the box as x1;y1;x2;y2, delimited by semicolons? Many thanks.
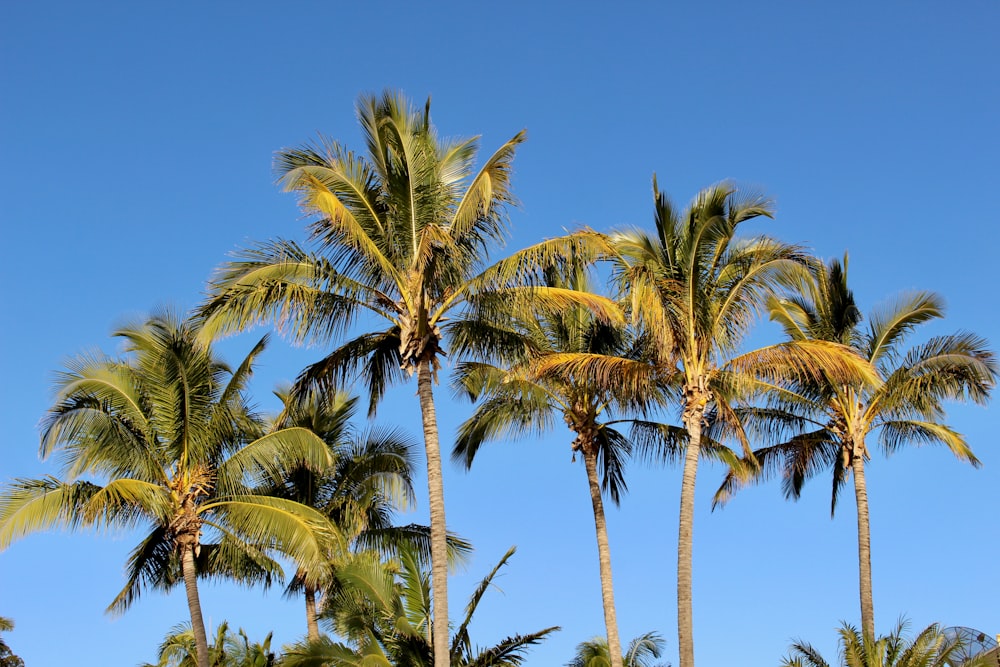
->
0;90;995;667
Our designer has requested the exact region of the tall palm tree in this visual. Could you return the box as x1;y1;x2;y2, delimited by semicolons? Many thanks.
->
714;256;996;637
567;632;668;667
453;259;675;667
282;545;559;667
0;312;334;667
608;180;875;667
197;90;615;667
196;90;524;667
266;386;471;640
781;619;995;667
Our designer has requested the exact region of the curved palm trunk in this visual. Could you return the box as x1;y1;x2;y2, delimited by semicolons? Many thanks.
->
851;450;875;639
305;584;320;641
677;401;705;667
582;450;625;667
416;361;450;667
181;544;210;667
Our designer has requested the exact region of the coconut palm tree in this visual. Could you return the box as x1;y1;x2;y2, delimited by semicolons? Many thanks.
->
608;180;876;667
567;631;668;667
196;91;523;667
197;90;617;667
282;545;559;667
453;258;677;667
265;386;471;640
714;256;996;638
0;311;334;667
781;618;994;667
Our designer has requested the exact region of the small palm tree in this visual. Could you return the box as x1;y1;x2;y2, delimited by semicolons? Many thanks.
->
141;621;276;667
781;619;995;667
0;312;334;667
282;545;559;667
607;180;875;667
715;256;996;637
264;386;471;640
567;632;669;667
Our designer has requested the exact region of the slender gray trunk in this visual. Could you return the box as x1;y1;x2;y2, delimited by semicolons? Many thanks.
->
416;361;450;667
677;403;704;667
852;448;875;639
181;544;210;667
305;584;320;642
582;450;624;667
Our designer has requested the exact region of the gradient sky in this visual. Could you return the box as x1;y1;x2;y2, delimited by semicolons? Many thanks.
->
2;2;998;666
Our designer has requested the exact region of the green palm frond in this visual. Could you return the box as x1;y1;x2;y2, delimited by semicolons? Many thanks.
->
863;291;943;364
216;427;332;494
292;330;405;418
0;477;105;548
205;495;339;572
875;419;979;464
452;546;517;658
464;627;562;667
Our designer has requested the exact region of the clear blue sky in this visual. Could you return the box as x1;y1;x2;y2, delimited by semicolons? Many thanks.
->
2;2;998;665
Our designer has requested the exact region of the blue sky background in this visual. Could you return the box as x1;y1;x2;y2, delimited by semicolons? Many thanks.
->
2;2;998;665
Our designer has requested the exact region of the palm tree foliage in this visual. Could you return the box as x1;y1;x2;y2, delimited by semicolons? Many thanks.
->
453;256;675;667
140;620;276;667
264;386;471;640
567;631;668;667
714;256;996;636
282;545;559;667
0;617;23;667
0;311;334;667
605;180;877;667
781;619;995;667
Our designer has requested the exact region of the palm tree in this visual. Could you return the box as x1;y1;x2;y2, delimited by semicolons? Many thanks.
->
265;386;471;640
0;312;334;667
567;632;668;667
608;180;875;667
781;618;995;667
714;256;996;638
453;258;675;667
282;545;559;667
196;90;527;667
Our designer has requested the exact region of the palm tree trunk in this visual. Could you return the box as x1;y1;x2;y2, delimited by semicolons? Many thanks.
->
677;402;704;667
851;449;875;639
582;450;625;667
416;360;450;667
181;544;210;667
305;583;320;642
